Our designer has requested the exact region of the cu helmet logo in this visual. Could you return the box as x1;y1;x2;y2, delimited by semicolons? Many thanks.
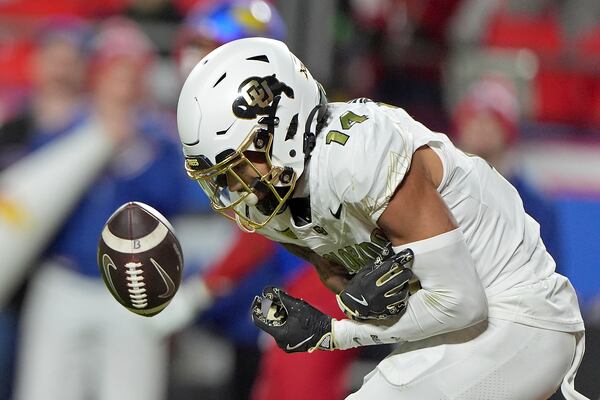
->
242;79;274;108
232;74;294;119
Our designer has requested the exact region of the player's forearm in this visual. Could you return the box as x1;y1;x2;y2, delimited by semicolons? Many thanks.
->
319;273;350;294
332;229;488;349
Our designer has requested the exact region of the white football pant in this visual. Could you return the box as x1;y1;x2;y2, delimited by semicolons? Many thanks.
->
347;318;585;400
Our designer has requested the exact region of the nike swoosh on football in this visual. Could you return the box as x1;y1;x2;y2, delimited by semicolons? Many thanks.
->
330;204;342;219
345;292;368;306
101;253;124;303
150;258;177;299
285;334;315;351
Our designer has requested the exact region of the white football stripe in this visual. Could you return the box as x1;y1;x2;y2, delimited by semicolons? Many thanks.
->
101;223;169;254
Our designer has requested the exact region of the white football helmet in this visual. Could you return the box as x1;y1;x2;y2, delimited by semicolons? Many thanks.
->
177;37;326;230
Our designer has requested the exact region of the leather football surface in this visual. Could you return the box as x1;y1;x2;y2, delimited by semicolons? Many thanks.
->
97;201;183;317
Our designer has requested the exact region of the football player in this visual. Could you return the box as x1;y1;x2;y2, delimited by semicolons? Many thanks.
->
168;3;358;399
176;38;587;399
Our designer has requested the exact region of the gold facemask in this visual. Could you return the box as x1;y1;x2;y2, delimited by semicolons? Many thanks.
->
184;133;296;232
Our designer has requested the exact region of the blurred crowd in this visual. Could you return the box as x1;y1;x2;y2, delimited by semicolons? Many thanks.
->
0;0;599;399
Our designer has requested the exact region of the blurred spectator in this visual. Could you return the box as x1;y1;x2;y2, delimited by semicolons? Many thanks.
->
0;16;91;400
12;17;204;400
453;76;520;171
331;0;463;130
0;16;90;170
0;89;25;129
125;0;184;23
453;76;562;268
173;0;286;79
449;0;600;128
0;0;124;18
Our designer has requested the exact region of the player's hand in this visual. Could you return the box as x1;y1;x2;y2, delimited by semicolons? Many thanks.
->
251;287;335;353
150;278;213;338
336;248;415;321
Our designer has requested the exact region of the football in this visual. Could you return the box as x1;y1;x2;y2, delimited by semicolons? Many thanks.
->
97;201;184;317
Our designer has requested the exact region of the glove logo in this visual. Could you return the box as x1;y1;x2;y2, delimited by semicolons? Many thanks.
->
285;334;315;351
345;292;369;307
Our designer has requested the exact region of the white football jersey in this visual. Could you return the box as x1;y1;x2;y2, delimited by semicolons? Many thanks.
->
256;100;584;333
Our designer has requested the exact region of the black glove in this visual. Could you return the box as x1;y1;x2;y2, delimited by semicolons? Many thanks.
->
251;287;335;353
336;248;415;321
